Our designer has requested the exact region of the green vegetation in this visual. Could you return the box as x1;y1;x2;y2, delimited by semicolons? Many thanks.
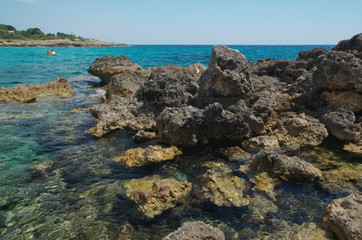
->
0;24;86;41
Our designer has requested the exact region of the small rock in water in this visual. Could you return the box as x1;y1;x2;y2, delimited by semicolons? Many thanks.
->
124;175;192;218
113;145;182;167
162;221;225;240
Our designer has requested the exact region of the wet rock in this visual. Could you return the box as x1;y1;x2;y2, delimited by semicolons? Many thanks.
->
87;96;156;137
124;175;192;218
70;107;92;113
113;145;182;167
272;112;328;146
242;135;280;151
87;56;143;85
198;162;250;207
198;46;253;99
162;221;225;240
250;172;279;200
132;130;157;143
0;77;74;103
343;139;362;157
320;109;360;141
321;164;362;194
250;149;323;183
216;146;251;162
323;193;362;240
106;70;150;98
333;33;362;52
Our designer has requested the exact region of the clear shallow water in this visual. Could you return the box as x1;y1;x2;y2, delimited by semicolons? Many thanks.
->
2;45;359;240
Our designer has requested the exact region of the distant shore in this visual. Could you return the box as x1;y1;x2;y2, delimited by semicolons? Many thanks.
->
0;38;128;47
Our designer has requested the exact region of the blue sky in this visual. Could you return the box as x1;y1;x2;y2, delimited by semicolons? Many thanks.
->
0;0;361;44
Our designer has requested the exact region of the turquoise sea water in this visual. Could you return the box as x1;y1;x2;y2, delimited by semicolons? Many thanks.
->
3;45;359;240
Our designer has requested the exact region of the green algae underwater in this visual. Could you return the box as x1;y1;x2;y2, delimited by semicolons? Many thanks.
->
0;45;360;240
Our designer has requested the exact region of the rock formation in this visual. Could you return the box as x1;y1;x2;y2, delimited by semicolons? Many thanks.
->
0;77;74;103
250;149;322;183
333;33;362;52
323;193;362;240
87;56;143;85
113;145;182;167
124;175;192;218
163;221;225;240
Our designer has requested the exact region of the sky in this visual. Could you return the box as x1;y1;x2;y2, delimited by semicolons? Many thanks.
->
0;0;361;45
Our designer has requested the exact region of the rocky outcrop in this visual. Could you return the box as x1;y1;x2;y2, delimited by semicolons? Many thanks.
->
323;193;362;240
163;221;225;240
272;112;328;146
333;33;362;52
113;145;182;167
250;149;322;183
198;46;253;98
156;103;253;147
320;109;360;141
87;62;205;137
132;130;157;142
0;77;74;103
88;56;143;85
124;175;192;218
106;70;151;98
310;51;362;112
87;96;156;137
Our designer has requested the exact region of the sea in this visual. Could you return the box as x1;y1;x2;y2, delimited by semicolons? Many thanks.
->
1;44;358;240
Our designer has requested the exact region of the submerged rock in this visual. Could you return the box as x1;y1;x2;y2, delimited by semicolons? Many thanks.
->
250;149;322;183
343;139;362;157
216;146;251;162
87;55;143;85
0;77;74;103
162;221;225;240
198;45;253;99
113;145;182;167
124;175;192;218
198;162;250;207
323;193;362;240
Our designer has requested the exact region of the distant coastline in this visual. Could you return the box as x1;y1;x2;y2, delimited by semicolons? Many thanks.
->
0;38;128;47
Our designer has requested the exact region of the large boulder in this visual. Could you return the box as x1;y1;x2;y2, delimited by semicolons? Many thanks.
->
106;70;151;98
113;145;182;167
250;149;323;183
272;112;328;146
162;221;225;240
87;96;156;137
87;56;143;85
320;109;360;141
311;51;362;92
323;193;362;240
124;175;192;219
156;103;253;147
0;77;74;103
198;46;253;98
333;33;362;52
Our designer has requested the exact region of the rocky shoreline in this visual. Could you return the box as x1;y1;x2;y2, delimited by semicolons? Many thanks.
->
1;33;361;239
0;38;127;47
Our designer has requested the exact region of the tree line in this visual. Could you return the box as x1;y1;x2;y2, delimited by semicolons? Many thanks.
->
0;24;85;40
